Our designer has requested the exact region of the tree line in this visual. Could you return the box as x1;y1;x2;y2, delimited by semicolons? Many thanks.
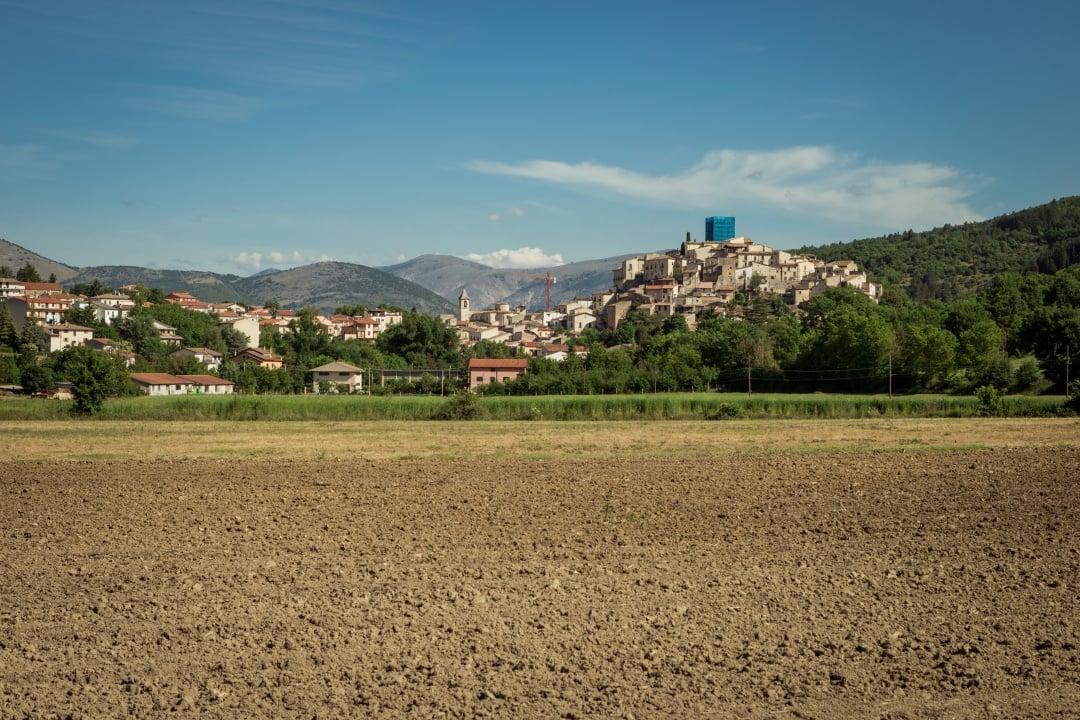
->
2;260;1079;407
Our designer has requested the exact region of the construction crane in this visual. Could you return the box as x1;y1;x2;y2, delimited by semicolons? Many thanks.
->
512;271;558;312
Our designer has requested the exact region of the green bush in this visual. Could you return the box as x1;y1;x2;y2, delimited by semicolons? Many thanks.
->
705;402;742;420
1066;380;1080;415
974;385;1005;417
431;391;481;420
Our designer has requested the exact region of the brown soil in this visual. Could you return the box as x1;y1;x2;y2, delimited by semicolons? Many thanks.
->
2;449;1078;718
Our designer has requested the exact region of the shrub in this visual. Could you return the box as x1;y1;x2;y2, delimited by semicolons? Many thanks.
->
431;391;481;420
974;385;1005;417
1066;380;1080;415
705;402;743;420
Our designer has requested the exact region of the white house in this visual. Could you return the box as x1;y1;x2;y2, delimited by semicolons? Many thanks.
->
178;374;235;395
129;372;194;396
310;362;365;393
128;372;234;395
43;323;93;353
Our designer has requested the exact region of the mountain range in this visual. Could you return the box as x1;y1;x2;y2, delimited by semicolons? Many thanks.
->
3;196;1078;313
0;237;642;315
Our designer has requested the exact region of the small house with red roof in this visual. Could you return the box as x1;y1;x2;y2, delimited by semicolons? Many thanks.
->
467;358;528;388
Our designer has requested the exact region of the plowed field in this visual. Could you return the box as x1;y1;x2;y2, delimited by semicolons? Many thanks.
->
2;425;1079;718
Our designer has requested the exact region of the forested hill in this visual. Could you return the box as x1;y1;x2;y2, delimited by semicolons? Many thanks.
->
795;196;1080;300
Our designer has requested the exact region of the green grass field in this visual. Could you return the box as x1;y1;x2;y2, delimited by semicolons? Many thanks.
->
0;390;1071;421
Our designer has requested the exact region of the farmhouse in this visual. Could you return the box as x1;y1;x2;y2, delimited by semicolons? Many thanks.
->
129;372;234;395
231;347;284;370
468;358;528;388
310;361;365;393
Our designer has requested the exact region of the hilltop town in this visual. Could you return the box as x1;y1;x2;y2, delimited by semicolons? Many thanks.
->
1;217;882;397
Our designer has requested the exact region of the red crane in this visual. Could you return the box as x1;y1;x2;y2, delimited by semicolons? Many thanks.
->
512;271;558;312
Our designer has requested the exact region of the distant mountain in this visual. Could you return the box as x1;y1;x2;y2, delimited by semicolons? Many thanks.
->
0;238;79;282
381;252;643;311
68;265;248;303
234;261;454;315
63;262;454;315
1;238;455;314
795;196;1080;299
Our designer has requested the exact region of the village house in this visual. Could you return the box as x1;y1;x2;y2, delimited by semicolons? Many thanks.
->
178;374;235;394
310;361;365;393
129;372;234;395
0;277;25;298
21;281;63;298
341;317;379;342
42;323;94;353
152;320;183;346
366;308;403;331
231;347;284;370
163;292;211;312
468;358;528;388
170;347;223;372
4;294;77;330
129;372;194;396
219;315;259;349
84;293;135;325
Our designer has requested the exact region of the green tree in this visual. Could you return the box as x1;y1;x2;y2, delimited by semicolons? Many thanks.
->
57;346;117;415
0;302;18;349
0;352;18;385
64;305;102;328
376;312;462;368
661;314;689;334
799;288;893;391
19;322;47;355
119;314;167;360
19;364;55;394
896;323;958;391
335;304;368;316
121;285;164;306
67;279;113;297
16;263;42;282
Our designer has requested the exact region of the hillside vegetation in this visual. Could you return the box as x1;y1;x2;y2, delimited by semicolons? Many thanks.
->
797;196;1080;300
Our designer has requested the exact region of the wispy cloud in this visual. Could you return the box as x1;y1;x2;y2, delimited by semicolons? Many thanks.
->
230;250;335;271
168;0;426;90
487;207;526;223
133;85;266;121
42;128;141;149
468;147;984;231
0;143;46;169
466;247;564;268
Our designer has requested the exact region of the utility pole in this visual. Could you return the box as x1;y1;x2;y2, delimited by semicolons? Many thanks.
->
1066;345;1071;395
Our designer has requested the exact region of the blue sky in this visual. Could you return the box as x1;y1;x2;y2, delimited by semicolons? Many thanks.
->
2;0;1077;275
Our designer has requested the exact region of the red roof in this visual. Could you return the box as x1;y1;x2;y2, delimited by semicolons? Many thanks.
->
177;375;234;386
468;358;528;370
129;372;192;386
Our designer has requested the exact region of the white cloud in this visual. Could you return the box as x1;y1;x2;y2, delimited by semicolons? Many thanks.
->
467;147;984;231
487;206;527;222
231;250;327;271
466;247;564;268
